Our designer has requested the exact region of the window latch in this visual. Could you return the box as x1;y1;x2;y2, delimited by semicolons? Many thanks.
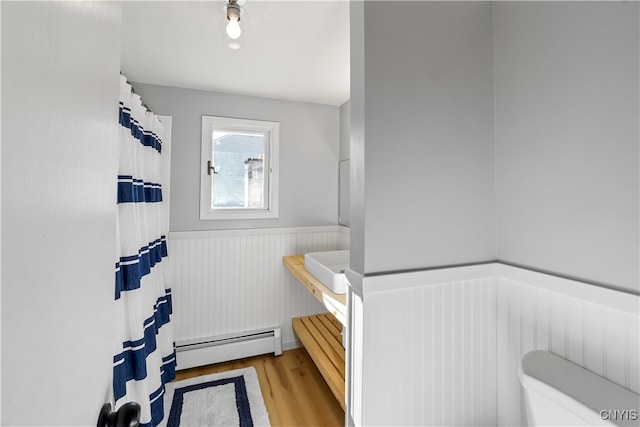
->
207;160;219;175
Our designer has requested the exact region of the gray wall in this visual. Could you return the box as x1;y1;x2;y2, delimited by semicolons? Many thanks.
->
350;1;639;292
350;0;367;273
351;1;496;275
130;83;340;231
340;100;351;161
1;2;121;424
339;101;351;226
494;2;640;292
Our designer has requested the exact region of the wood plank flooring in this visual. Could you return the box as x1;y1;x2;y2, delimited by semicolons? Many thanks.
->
174;347;345;426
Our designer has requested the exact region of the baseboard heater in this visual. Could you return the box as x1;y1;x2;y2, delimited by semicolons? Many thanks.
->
175;327;283;370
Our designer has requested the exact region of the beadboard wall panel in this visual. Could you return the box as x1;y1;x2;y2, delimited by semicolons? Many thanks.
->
495;275;640;426
360;275;498;426
168;226;346;349
339;225;350;250
350;263;638;426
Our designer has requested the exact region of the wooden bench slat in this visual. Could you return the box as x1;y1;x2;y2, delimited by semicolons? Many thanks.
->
318;312;343;338
292;315;346;410
301;316;345;378
308;315;345;366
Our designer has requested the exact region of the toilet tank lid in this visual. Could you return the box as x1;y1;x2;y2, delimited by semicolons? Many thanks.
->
519;351;639;422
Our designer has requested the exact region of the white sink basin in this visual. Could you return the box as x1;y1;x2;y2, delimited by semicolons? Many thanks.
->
304;250;349;294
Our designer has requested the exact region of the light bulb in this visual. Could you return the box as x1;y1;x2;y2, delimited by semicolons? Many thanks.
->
226;16;241;40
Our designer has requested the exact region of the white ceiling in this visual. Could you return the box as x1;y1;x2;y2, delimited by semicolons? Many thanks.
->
121;1;350;106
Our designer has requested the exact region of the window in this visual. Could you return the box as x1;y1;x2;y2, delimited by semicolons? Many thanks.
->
200;116;279;220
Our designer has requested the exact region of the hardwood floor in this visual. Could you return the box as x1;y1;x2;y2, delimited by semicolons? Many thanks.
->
174;347;345;426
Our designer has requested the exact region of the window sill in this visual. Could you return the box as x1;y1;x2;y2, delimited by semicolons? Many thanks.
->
199;208;279;220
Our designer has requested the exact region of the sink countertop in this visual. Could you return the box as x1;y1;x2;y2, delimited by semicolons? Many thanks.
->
282;255;347;326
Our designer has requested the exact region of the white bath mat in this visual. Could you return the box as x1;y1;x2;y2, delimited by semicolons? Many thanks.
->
162;367;270;427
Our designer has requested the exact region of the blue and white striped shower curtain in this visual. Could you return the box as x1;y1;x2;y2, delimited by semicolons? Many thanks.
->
113;75;176;426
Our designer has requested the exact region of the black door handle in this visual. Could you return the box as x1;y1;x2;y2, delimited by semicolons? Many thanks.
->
97;402;141;427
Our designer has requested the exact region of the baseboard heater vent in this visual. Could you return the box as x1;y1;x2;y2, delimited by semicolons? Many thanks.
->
175;327;282;370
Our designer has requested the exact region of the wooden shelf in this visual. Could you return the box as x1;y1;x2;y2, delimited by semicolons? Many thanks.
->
282;255;346;325
292;313;345;410
284;255;347;409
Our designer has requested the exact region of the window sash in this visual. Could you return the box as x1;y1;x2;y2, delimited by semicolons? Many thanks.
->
200;116;279;220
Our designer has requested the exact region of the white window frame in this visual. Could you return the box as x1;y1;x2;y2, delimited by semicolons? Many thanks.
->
200;115;279;220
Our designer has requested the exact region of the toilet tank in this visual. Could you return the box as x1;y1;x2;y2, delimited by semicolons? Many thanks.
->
519;350;639;426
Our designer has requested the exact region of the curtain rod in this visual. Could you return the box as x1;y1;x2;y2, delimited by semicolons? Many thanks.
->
120;71;152;113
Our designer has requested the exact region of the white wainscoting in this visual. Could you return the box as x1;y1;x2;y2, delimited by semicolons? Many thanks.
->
348;263;639;426
495;266;640;426
168;226;347;352
363;276;498;426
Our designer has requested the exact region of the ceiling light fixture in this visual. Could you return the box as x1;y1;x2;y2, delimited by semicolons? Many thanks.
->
225;0;242;40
